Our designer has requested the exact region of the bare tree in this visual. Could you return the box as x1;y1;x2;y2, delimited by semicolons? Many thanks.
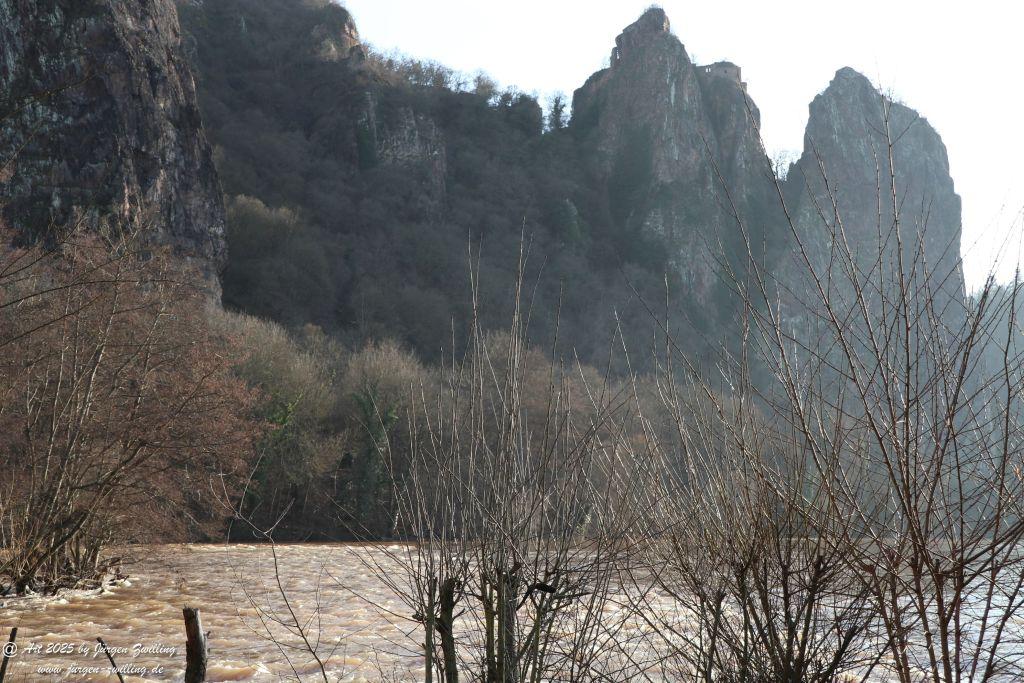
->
0;230;254;594
630;334;884;682
348;243;653;682
715;93;1024;682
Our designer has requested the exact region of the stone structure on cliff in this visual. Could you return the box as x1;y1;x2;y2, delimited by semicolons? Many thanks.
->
571;8;777;311
699;62;746;92
0;0;226;287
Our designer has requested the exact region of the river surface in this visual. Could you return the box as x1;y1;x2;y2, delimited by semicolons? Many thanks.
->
4;543;982;682
1;544;427;682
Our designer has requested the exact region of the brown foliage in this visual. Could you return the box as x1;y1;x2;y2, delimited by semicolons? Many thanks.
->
0;228;257;593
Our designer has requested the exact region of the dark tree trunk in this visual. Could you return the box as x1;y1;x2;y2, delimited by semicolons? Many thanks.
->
438;577;459;683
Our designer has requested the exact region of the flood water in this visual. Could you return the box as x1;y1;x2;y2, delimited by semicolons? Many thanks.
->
4;543;977;682
1;544;427;681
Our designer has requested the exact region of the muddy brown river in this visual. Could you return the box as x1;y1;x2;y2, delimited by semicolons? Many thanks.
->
1;544;426;681
1;543;952;682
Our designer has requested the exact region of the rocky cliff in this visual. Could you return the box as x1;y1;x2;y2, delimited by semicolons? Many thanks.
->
306;2;362;62
164;1;966;368
571;8;777;310
0;0;226;285
782;67;964;305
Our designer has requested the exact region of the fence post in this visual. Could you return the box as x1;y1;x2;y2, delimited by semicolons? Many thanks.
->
183;606;208;683
0;627;16;682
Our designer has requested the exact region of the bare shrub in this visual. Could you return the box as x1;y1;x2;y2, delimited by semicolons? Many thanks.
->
716;95;1024;682
635;353;883;682
0;230;255;594
346;249;651;682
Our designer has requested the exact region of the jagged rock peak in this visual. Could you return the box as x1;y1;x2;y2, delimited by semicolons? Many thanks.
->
625;6;671;35
614;7;672;57
817;66;890;110
309;1;362;61
802;65;955;189
570;5;777;315
784;65;963;301
832;66;872;86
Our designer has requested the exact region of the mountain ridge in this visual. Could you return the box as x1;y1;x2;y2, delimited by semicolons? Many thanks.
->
0;1;965;368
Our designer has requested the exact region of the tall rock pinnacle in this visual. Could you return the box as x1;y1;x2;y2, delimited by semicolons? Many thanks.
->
782;67;964;305
571;7;776;321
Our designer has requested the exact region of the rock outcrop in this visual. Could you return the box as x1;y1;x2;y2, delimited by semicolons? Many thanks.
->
163;1;967;368
303;4;450;209
307;2;363;62
362;102;447;208
782;67;964;305
0;0;226;286
571;8;776;310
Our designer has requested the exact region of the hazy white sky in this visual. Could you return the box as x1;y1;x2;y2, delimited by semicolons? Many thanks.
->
344;0;1024;289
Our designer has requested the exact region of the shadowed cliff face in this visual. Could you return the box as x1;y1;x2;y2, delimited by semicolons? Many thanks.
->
170;2;965;367
782;67;964;304
0;0;226;287
571;8;777;310
777;67;968;436
307;2;362;61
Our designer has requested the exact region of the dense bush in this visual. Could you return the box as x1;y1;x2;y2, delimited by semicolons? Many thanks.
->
221;196;339;327
210;308;436;539
208;300;640;541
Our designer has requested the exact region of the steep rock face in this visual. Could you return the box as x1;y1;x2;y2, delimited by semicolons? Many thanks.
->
179;0;447;209
0;0;225;284
359;100;447;210
307;2;362;61
571;8;775;309
782;67;964;303
278;0;450;195
301;8;448;210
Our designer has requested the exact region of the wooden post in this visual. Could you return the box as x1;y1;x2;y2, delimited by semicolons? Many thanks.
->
96;637;126;683
0;627;17;683
183;606;208;683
